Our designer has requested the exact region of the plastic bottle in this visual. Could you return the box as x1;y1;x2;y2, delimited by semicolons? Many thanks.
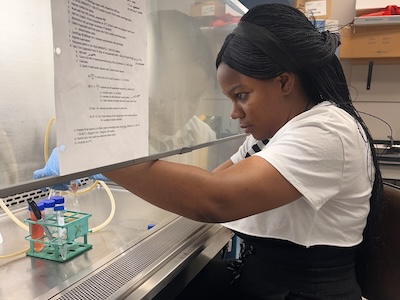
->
42;199;55;219
48;188;62;199
64;180;80;212
54;205;68;260
28;201;44;252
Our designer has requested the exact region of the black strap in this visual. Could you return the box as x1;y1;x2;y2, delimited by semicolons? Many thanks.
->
245;139;269;158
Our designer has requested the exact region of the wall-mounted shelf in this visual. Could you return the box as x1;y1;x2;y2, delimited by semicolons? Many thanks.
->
353;15;400;26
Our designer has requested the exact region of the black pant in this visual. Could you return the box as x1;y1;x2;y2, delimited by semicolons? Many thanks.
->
176;237;362;300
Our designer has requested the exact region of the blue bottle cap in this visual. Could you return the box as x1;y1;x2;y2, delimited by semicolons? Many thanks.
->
42;199;55;208
54;205;65;211
51;196;65;204
147;224;155;230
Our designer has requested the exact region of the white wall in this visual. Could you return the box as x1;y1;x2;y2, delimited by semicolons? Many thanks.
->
332;0;400;141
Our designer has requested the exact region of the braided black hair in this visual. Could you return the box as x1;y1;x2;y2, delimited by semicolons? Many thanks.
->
217;3;383;252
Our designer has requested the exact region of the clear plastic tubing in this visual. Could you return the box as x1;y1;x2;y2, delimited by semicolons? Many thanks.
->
28;201;44;252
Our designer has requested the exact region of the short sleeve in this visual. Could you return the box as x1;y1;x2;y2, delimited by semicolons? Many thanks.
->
255;120;345;210
230;135;258;164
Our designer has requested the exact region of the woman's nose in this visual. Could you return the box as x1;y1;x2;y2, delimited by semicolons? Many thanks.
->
230;103;243;120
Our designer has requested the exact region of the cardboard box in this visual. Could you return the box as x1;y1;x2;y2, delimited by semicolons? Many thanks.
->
315;19;339;32
294;0;331;19
339;25;400;59
190;1;226;17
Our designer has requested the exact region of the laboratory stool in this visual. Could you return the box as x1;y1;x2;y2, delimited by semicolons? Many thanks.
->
356;182;400;300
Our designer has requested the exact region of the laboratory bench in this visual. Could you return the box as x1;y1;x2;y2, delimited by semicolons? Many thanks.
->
0;183;232;299
374;142;400;181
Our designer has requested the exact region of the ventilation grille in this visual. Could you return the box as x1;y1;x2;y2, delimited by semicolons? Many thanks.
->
0;178;91;213
1;189;48;212
54;218;206;300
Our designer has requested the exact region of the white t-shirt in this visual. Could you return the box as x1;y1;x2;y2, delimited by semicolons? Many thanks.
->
223;101;374;248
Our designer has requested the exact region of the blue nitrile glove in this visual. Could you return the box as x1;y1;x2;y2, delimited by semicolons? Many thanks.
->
88;173;110;182
33;147;69;190
33;147;110;190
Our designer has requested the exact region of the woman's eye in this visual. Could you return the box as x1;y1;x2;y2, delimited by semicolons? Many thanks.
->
236;93;247;101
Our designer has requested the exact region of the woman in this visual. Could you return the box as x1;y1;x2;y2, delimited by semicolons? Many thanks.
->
36;4;383;299
106;4;383;299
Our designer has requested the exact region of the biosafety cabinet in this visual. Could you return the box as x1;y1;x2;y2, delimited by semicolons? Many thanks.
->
0;0;246;299
1;0;400;299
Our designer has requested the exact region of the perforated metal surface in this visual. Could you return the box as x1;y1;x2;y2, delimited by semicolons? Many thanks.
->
53;218;207;300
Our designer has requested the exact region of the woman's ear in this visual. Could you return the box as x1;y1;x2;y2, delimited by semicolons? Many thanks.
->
278;72;295;95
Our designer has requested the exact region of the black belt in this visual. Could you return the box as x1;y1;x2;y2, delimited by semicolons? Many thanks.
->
235;232;358;268
228;232;359;286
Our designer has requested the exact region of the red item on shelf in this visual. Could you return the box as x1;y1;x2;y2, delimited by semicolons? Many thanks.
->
210;13;241;27
361;5;400;16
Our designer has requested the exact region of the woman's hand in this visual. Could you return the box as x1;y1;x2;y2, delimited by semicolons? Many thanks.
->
33;147;109;190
